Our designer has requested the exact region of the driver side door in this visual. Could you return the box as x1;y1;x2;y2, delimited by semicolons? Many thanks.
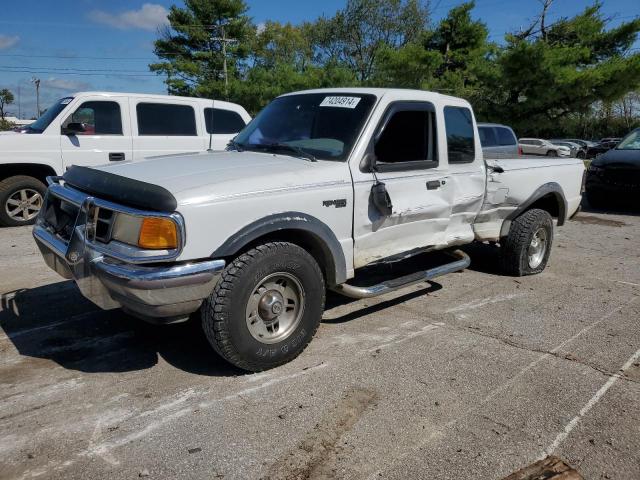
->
351;101;453;268
60;96;133;168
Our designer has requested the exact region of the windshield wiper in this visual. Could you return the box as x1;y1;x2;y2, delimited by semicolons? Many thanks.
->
252;143;317;162
227;140;245;152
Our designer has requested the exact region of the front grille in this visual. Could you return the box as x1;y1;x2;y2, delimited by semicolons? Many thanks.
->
42;195;79;243
94;208;115;243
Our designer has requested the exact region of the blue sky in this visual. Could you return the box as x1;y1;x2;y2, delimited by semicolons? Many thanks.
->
0;0;638;118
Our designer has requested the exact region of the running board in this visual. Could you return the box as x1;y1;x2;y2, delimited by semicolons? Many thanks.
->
331;249;470;299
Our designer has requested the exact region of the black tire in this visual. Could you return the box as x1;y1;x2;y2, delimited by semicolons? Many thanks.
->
500;209;554;277
201;242;325;372
546;150;558;157
0;175;47;227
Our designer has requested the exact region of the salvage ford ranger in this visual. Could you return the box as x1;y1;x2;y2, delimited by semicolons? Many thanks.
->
33;88;584;371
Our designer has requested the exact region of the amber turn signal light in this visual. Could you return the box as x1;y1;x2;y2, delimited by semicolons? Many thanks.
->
138;217;178;250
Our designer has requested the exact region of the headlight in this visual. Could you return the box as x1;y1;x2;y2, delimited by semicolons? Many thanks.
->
588;165;604;173
110;214;179;250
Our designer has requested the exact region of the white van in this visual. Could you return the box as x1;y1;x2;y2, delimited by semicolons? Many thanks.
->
0;92;251;226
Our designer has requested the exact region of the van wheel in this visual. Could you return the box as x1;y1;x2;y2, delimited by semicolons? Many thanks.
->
201;242;325;372
0;175;46;227
500;209;553;276
546;150;558;157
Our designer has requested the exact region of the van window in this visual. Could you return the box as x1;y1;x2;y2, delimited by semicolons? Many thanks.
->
496;127;516;146
478;126;498;147
204;108;246;134
136;103;197;136
444;106;475;163
375;107;437;165
65;101;122;135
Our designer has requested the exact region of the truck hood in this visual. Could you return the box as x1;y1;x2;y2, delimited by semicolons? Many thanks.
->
592;148;640;168
93;151;349;206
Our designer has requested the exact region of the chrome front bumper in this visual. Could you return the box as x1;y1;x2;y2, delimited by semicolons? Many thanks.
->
33;183;225;323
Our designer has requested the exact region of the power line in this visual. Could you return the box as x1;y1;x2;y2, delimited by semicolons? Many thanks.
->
0;65;152;73
0;68;158;77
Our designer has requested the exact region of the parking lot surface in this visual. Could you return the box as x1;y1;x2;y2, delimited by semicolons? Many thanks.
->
1;207;639;480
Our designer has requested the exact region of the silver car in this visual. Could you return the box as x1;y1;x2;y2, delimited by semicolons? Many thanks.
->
519;138;571;157
478;123;520;159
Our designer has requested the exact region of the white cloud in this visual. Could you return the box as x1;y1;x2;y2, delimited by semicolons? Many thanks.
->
0;35;19;50
42;78;92;92
88;3;169;31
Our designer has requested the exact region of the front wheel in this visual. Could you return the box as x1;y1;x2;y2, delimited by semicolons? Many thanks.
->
546;150;558;157
0;175;46;227
500;209;554;276
201;242;325;372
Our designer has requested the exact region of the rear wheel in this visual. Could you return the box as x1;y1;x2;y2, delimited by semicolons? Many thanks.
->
201;242;325;372
0;175;46;227
500;209;554;276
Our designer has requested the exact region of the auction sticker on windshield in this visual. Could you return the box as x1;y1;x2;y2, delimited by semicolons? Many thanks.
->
320;96;362;109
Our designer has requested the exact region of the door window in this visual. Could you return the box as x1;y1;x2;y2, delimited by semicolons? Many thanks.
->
204;108;247;134
374;105;437;170
496;127;517;146
444;106;475;163
136;103;197;136
64;101;122;135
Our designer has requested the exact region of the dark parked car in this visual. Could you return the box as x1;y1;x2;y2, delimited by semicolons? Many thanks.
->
585;128;640;209
585;140;620;159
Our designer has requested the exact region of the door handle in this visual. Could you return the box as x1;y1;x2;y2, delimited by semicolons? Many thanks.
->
109;152;125;161
426;180;443;190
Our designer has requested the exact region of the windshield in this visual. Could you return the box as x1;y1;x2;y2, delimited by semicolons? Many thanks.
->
234;93;377;161
616;129;640;150
25;97;73;133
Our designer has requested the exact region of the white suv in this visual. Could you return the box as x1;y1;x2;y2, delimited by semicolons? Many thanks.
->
519;138;571;157
0;92;251;226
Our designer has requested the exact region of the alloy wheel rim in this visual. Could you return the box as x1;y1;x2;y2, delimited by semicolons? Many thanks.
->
528;227;548;269
245;272;305;344
5;188;43;222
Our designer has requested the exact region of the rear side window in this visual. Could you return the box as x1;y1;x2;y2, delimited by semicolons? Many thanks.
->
444;106;475;163
496;127;516;146
66;101;122;135
204;108;246;134
478;127;497;147
136;103;197;136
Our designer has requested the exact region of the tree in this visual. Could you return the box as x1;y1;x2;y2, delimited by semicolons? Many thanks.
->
150;0;253;100
0;89;14;120
484;2;640;136
315;0;431;83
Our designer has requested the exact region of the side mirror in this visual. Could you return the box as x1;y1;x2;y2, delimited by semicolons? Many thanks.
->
360;152;378;173
62;122;85;135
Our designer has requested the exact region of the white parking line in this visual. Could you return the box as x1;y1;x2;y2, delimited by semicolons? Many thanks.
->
542;346;640;458
444;293;526;313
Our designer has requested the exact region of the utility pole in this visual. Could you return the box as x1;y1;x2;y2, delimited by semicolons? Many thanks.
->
31;77;40;117
17;84;21;119
210;23;237;99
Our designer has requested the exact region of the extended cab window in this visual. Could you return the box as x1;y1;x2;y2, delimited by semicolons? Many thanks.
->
204;108;246;134
375;106;437;169
444;106;475;163
63;101;122;135
137;103;197;136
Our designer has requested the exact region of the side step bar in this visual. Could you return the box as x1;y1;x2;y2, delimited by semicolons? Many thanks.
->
331;249;470;299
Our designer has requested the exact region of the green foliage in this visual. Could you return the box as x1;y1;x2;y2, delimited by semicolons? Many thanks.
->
0;88;15;119
149;0;640;136
0;118;15;131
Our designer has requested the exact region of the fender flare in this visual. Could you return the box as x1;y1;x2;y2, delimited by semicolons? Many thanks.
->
211;212;348;285
501;182;568;237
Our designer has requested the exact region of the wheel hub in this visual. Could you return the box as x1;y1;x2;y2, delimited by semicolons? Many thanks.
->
258;290;284;322
528;227;548;269
5;188;43;222
245;272;305;344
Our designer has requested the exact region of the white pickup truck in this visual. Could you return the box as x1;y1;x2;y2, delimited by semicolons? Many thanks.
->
0;92;250;227
33;88;584;371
